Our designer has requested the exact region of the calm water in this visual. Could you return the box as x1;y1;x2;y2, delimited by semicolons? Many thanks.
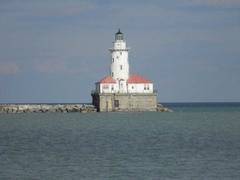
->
0;103;240;180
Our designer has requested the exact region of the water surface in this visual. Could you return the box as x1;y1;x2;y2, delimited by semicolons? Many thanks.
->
0;104;240;179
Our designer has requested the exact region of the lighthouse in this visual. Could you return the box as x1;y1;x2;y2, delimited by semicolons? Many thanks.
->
109;29;129;93
91;30;157;112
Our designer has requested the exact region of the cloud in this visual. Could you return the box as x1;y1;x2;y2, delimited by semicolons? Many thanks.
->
35;59;67;74
0;62;19;74
34;58;90;74
186;0;240;8
0;0;95;18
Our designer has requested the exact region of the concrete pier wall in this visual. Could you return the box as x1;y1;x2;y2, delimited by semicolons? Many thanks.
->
92;93;159;112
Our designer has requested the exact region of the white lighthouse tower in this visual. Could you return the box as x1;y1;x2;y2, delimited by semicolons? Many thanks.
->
92;29;157;112
109;29;129;93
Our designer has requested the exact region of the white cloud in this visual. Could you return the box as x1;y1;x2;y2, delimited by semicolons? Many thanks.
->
187;0;240;7
35;59;67;73
0;62;19;74
0;0;95;17
34;58;89;74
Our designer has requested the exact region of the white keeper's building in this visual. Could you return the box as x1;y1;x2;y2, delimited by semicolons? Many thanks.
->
92;29;157;112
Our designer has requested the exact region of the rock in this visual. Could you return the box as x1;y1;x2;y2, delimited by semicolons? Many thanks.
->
0;104;97;113
157;103;164;108
157;106;173;112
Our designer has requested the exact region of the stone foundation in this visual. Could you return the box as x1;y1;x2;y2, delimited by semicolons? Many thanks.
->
91;93;158;112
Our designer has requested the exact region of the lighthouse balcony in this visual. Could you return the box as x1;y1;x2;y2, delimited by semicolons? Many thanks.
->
109;48;129;52
91;90;158;95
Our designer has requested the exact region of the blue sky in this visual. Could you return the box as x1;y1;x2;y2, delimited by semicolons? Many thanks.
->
0;0;240;103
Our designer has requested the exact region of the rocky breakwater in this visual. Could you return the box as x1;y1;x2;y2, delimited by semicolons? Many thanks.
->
156;103;173;112
0;104;97;113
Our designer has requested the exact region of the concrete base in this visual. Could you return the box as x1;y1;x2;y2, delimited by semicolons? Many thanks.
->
91;92;157;112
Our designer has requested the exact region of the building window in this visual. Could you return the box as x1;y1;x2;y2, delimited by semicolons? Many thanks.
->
114;100;119;107
144;84;149;90
132;86;134;89
103;84;109;89
111;85;114;91
112;72;114;77
116;56;119;59
120;51;122;55
120;65;123;70
112;58;114;62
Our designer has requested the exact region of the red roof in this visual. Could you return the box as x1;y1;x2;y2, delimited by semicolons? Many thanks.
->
97;75;116;83
127;74;152;84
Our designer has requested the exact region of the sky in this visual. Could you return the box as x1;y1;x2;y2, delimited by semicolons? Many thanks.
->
0;0;240;103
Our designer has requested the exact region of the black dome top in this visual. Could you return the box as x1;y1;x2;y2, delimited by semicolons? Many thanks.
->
115;29;124;40
116;29;123;35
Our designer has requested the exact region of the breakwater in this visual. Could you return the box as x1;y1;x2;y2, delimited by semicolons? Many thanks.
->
156;103;173;112
0;103;172;113
0;104;97;113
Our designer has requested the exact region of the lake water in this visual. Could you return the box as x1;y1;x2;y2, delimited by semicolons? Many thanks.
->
0;103;240;179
